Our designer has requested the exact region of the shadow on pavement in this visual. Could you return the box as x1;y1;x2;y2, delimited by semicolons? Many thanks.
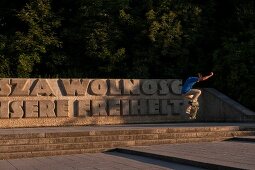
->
105;151;206;170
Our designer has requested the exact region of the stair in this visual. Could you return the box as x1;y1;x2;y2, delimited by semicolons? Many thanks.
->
0;125;255;160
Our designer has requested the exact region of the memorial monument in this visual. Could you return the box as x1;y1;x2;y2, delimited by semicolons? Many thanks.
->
0;78;186;128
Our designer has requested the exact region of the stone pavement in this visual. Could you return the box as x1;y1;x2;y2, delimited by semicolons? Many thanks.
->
116;140;255;170
0;123;255;169
1;139;255;170
0;152;205;170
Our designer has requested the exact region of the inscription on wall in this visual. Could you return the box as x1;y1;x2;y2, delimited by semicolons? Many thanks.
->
0;79;183;118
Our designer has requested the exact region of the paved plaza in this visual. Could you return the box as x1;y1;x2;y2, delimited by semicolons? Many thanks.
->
0;151;204;170
116;140;255;170
1;140;255;170
0;123;255;169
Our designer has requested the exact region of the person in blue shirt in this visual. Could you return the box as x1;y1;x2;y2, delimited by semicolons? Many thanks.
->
181;72;214;113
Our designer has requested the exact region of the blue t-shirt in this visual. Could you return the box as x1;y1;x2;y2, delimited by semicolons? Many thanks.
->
181;77;199;94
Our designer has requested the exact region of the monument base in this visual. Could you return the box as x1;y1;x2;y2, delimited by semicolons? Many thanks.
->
0;115;186;128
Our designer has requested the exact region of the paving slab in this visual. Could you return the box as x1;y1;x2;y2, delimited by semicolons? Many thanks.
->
0;160;17;170
0;152;205;170
115;140;255;169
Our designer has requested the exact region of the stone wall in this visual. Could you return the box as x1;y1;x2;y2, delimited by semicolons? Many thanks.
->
0;78;187;128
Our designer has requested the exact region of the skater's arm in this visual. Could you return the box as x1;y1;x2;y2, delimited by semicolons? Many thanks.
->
198;72;214;81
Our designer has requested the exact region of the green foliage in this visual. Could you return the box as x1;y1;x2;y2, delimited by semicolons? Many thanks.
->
0;35;10;77
60;0;129;77
213;35;255;109
213;0;255;109
144;0;202;78
116;0;202;78
14;0;62;77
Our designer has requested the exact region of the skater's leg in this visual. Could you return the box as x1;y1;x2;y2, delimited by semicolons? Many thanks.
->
182;94;193;114
184;89;201;102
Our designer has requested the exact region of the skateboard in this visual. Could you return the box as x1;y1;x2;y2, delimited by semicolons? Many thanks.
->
188;101;199;119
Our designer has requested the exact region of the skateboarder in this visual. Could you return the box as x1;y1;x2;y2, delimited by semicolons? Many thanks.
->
181;72;214;114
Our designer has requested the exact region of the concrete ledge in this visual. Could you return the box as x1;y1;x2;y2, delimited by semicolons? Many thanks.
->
200;88;255;122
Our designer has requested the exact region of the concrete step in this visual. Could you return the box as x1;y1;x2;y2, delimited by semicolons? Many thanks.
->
0;125;255;160
0;133;239;154
1;130;254;146
0;134;159;146
0;126;249;140
158;130;255;139
0;137;230;160
0;126;249;141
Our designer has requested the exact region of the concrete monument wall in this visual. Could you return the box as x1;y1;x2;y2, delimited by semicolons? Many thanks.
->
0;78;187;128
199;88;255;122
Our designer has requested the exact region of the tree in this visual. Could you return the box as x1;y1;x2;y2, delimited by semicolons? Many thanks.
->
13;0;62;77
59;0;128;77
213;0;255;109
0;35;10;77
145;0;202;78
0;0;27;77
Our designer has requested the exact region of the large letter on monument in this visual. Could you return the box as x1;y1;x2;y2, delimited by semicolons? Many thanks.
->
90;80;107;95
10;79;30;96
91;100;107;116
25;101;39;118
161;100;183;115
61;79;90;96
56;100;69;117
161;100;172;115
77;100;91;117
108;100;120;116
30;79;55;96
109;80;121;95
10;101;24;118
121;100;130;115
123;79;140;95
0;79;11;96
171;80;182;95
141;80;157;95
148;100;160;114
159;80;169;95
130;100;147;115
39;100;56;118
